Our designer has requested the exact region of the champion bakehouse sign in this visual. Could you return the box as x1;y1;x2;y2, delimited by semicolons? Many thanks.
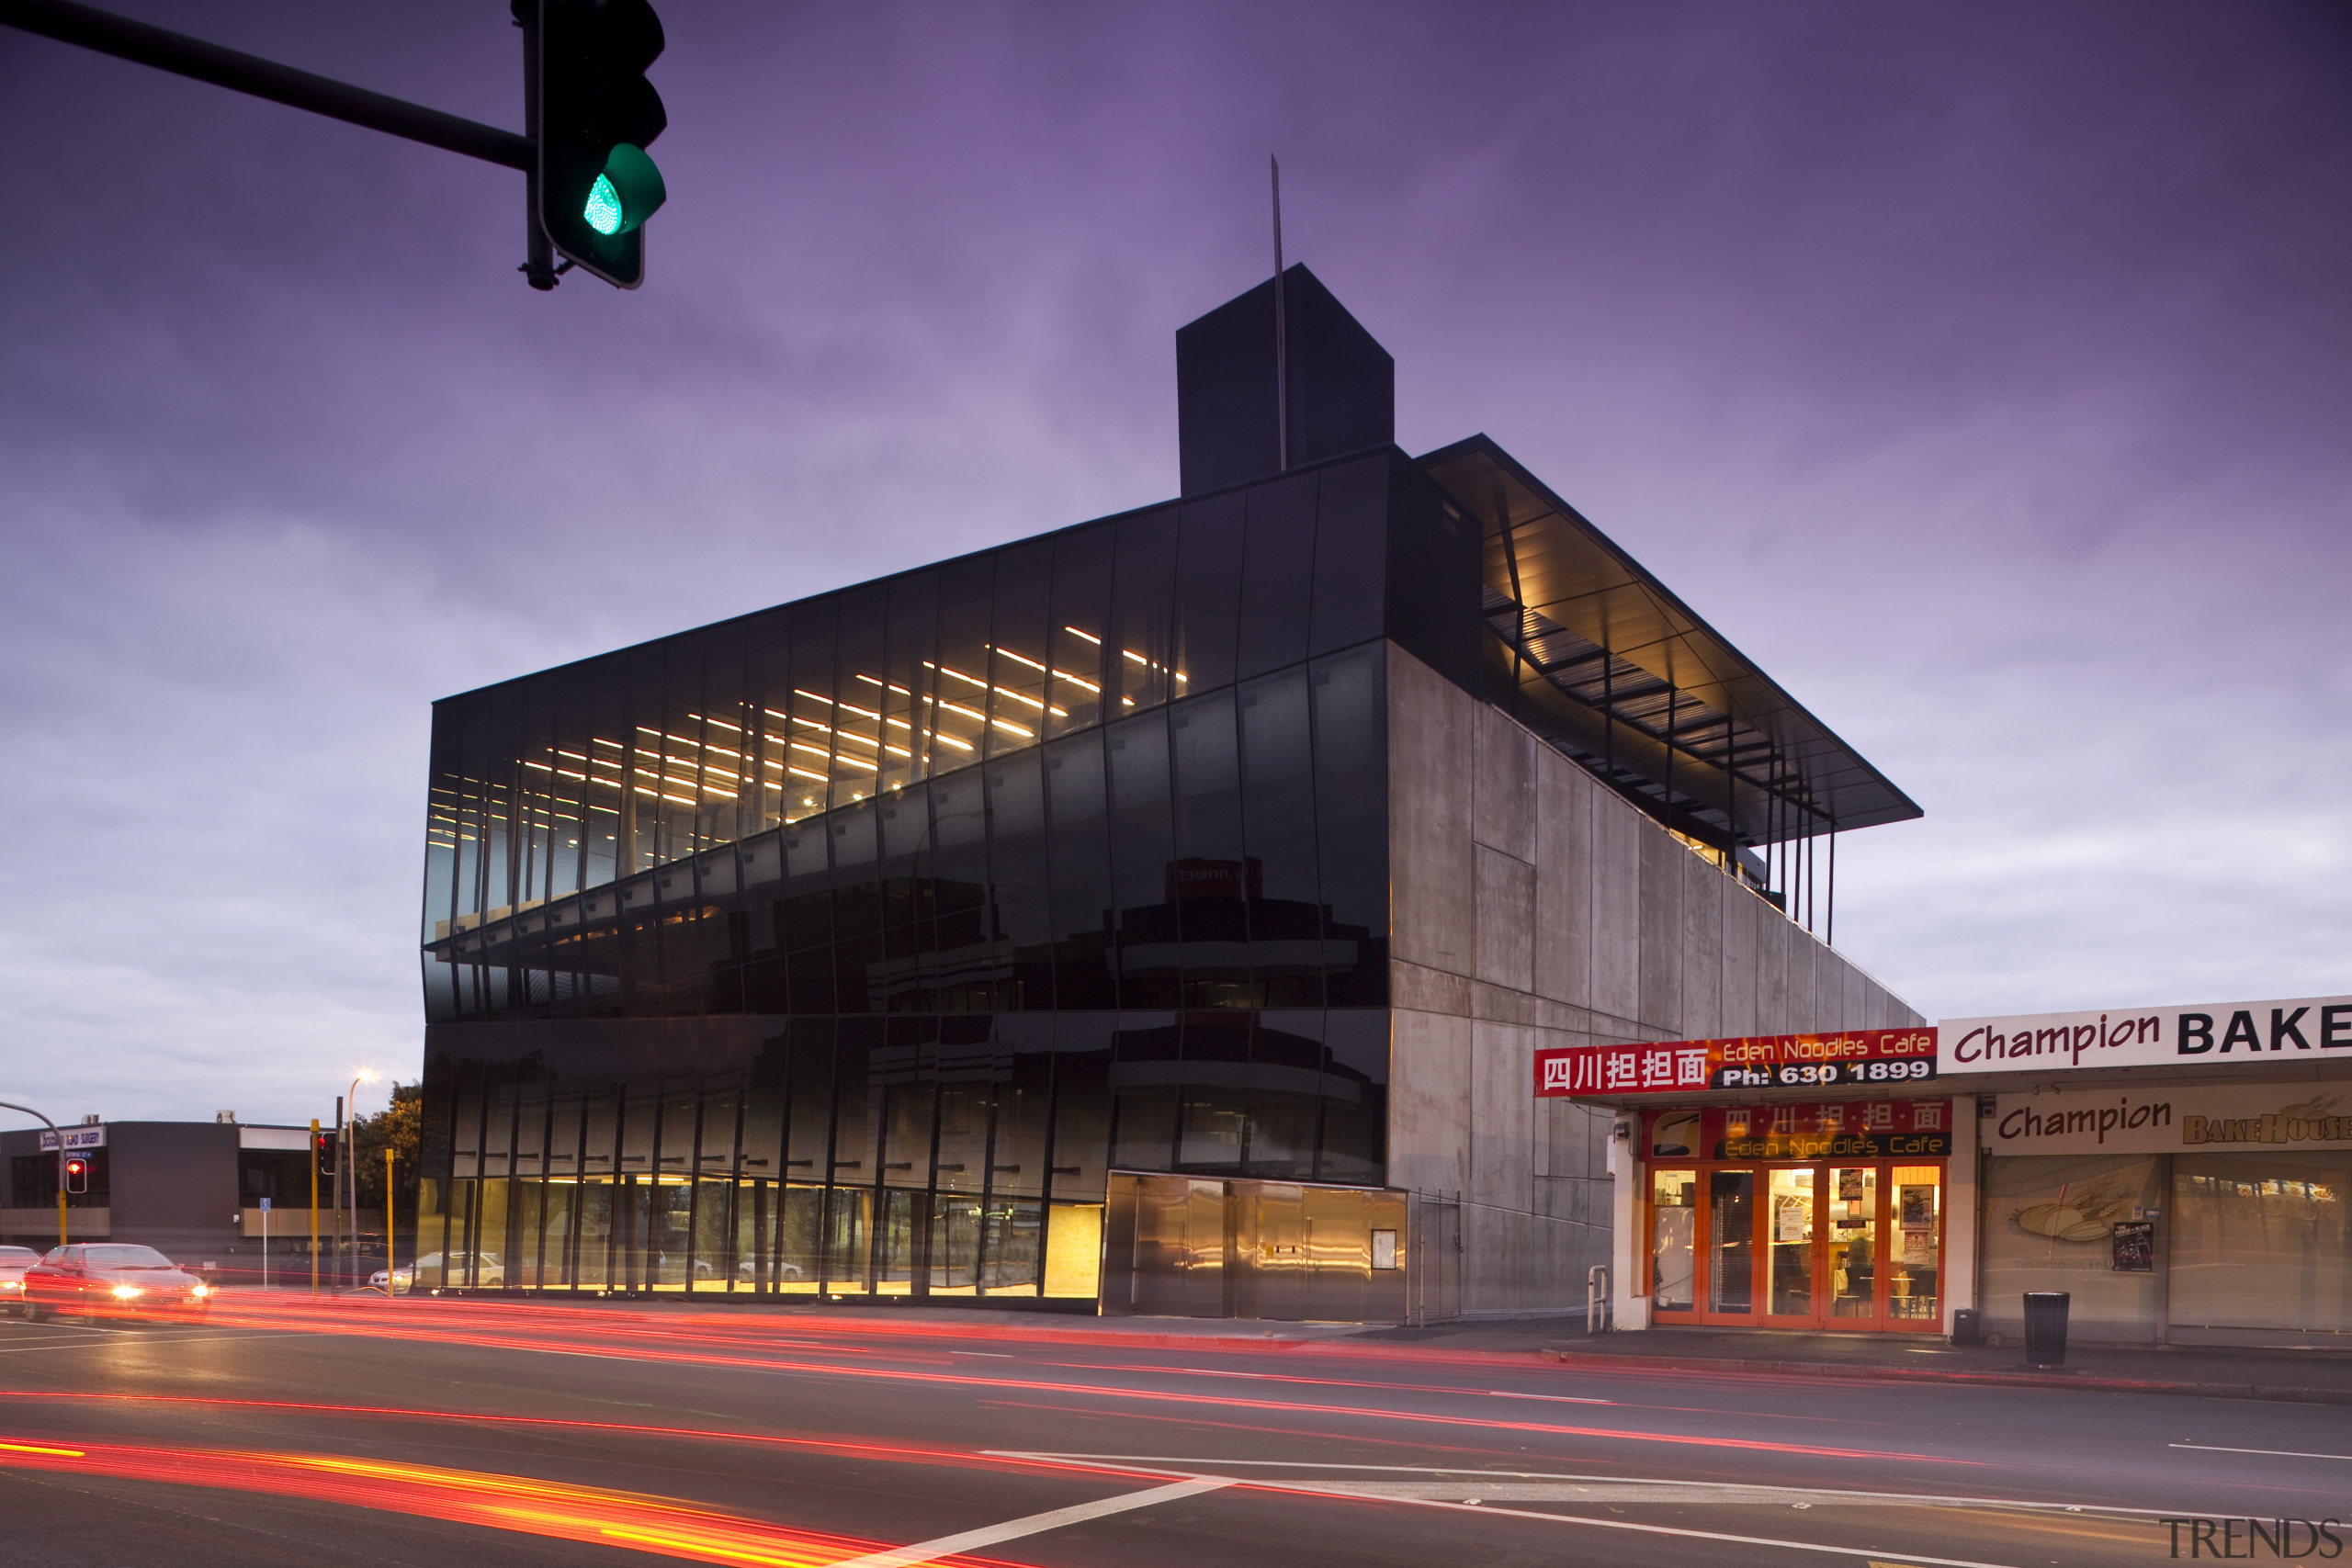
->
1939;993;2352;1075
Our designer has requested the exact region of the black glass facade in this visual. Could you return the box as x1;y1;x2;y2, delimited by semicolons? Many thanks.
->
418;446;1476;1299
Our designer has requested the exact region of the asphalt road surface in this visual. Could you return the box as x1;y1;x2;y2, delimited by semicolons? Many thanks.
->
1;1295;2344;1568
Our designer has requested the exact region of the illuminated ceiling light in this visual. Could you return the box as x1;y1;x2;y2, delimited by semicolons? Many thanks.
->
991;645;1048;674
1063;625;1102;644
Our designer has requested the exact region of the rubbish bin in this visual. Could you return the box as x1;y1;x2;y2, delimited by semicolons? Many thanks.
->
2022;1292;2070;1367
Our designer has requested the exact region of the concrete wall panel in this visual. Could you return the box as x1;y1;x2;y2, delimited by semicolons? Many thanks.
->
1386;646;1476;976
1678;852;1724;1038
1471;705;1537;863
1474;845;1535;993
1533;762;1591;1008
1387;1008;1471;1197
1587;794;1643;1027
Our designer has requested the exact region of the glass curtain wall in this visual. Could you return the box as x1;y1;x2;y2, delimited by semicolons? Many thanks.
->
418;452;1417;1296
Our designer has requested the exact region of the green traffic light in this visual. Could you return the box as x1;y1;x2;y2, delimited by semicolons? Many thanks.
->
586;175;624;236
582;143;666;238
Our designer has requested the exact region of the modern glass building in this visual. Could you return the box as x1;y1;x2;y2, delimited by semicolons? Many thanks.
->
416;267;1924;1319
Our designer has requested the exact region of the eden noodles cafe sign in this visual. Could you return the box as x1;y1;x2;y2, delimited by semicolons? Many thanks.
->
1939;993;2352;1074
1534;1029;1935;1097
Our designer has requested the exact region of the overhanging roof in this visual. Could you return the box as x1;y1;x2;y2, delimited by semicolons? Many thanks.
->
1418;434;1921;848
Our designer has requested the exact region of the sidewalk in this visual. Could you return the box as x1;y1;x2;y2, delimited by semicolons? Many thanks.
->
1348;1317;2352;1404
766;1301;2352;1404
348;1292;2352;1405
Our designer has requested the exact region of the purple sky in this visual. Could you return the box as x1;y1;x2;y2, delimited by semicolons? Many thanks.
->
2;2;2346;1126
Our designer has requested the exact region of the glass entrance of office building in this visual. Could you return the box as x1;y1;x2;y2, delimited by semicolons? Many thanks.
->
1650;1160;1945;1331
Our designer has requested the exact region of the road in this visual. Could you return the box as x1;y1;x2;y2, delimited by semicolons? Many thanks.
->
0;1295;2344;1567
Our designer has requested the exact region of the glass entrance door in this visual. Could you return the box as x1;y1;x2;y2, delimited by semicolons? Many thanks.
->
1827;1166;1877;1320
1706;1170;1755;1315
1767;1168;1816;1319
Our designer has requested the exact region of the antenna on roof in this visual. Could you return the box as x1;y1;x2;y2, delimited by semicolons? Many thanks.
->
1272;153;1288;473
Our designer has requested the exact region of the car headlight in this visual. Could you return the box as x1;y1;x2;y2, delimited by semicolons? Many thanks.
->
189;1284;209;1298
0;1280;19;1292
111;1285;143;1299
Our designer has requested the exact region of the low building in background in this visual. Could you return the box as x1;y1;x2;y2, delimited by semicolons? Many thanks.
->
1;1116;325;1276
416;265;1923;1321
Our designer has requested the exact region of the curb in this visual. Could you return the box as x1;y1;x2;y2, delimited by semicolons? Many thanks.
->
1532;1348;2352;1404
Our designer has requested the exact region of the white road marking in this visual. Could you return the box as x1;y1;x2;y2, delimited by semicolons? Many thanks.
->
951;1351;1012;1358
1051;1468;2027;1568
823;1478;1229;1568
2171;1442;2352;1462
989;1453;2201;1519
1487;1391;1616;1404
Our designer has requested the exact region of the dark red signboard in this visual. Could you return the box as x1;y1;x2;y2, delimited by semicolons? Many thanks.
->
1533;1028;1938;1099
1644;1100;1954;1160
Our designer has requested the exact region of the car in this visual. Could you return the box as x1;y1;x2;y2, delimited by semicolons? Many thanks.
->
21;1244;210;1323
373;1250;502;1293
0;1245;40;1315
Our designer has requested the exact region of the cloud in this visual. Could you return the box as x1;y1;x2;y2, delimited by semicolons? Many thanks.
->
0;0;2346;1119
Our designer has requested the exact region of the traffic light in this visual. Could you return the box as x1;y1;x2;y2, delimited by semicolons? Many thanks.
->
529;0;667;289
63;1157;88;1195
313;1131;338;1181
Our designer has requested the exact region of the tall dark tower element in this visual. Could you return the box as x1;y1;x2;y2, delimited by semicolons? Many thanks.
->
1175;264;1396;497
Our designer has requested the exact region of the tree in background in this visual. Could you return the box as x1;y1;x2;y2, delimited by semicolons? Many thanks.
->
351;1081;421;1220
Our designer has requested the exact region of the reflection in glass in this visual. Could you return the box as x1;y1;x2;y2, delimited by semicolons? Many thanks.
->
1829;1165;1877;1319
1889;1165;1940;1321
1708;1169;1754;1314
1767;1168;1815;1315
1651;1169;1695;1311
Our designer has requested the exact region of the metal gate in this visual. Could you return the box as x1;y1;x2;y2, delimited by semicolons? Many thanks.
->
1407;1189;1461;1325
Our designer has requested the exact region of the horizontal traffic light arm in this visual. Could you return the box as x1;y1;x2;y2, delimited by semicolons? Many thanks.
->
0;0;532;171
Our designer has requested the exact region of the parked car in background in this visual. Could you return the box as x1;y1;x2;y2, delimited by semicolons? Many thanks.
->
22;1244;210;1323
0;1245;40;1314
373;1251;502;1293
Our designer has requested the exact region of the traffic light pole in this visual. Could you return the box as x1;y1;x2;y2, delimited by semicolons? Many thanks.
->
0;0;531;170
516;1;561;291
308;1117;321;1296
0;1101;67;1249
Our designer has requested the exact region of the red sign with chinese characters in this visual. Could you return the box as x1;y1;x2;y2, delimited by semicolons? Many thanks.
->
1645;1100;1953;1160
1533;1029;1936;1099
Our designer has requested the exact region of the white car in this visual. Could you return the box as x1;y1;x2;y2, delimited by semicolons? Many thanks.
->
372;1251;503;1292
0;1245;40;1314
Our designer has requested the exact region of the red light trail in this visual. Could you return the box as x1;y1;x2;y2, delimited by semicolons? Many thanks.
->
0;1434;1035;1568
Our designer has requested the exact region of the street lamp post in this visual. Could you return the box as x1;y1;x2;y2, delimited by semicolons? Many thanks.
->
342;1070;377;1288
0;1100;68;1248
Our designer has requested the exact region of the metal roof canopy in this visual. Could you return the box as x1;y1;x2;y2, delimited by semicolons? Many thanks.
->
1418;434;1921;852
